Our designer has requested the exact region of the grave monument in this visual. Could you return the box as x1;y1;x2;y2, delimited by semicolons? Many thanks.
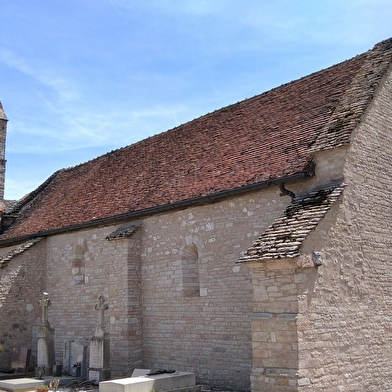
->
11;346;31;375
36;292;55;377
63;340;87;378
88;294;111;382
100;370;200;392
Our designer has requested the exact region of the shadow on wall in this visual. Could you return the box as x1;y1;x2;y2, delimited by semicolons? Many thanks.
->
0;243;46;372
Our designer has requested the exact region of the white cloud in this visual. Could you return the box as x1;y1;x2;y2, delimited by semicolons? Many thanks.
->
113;0;229;15
7;102;188;154
2;0;391;201
4;178;38;201
0;49;80;103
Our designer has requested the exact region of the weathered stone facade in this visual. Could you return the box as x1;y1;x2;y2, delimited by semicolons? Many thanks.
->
0;102;6;200
0;240;45;369
0;185;292;390
1;39;392;391
240;64;392;390
297;63;392;390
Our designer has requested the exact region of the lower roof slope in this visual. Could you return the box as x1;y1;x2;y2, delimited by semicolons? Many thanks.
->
1;38;392;241
238;182;344;262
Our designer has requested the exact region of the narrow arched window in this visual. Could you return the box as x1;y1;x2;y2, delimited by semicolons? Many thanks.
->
181;243;200;297
70;242;86;285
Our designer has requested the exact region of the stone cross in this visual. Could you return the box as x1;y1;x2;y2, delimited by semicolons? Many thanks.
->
39;292;51;326
95;294;109;327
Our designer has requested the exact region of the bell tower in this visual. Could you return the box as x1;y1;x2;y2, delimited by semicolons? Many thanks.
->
0;101;8;200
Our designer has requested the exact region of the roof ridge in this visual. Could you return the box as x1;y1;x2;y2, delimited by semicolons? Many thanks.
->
310;37;392;151
8;169;65;214
0;39;388;241
49;42;389;174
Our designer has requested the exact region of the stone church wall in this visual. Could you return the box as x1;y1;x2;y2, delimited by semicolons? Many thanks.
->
139;192;281;389
296;67;392;390
45;224;143;376
3;68;391;388
0;240;46;371
0;142;347;388
34;184;289;389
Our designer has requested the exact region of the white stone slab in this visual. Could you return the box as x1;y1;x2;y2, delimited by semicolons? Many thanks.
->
100;371;196;392
0;378;44;392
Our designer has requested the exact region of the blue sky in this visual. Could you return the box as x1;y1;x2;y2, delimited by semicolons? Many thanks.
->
1;0;392;200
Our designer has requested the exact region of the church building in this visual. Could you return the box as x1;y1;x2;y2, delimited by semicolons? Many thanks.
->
1;38;392;391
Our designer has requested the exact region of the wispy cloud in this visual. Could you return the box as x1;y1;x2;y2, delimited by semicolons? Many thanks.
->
0;49;79;102
7;102;188;154
4;178;39;201
2;0;392;200
113;0;229;15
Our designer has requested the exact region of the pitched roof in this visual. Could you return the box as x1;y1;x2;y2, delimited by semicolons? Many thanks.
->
311;38;392;151
1;38;392;242
238;182;344;262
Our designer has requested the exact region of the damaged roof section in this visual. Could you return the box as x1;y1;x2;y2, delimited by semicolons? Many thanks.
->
106;224;141;240
239;182;344;262
0;237;43;268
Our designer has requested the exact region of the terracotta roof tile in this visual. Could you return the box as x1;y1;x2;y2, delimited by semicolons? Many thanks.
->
238;182;344;262
1;38;392;241
311;38;392;151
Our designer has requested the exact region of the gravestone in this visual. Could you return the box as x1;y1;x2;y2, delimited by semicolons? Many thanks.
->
63;341;87;378
36;292;55;377
11;346;31;374
88;294;111;382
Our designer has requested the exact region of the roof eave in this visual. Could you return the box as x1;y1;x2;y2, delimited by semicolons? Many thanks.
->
0;170;312;247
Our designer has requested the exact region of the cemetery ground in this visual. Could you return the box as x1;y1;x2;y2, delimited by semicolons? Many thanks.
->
0;294;241;392
0;373;99;391
0;371;239;392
